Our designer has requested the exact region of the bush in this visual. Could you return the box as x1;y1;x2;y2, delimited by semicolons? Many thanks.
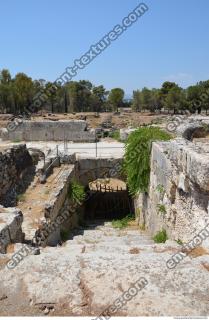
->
68;180;86;204
123;127;171;195
153;229;168;243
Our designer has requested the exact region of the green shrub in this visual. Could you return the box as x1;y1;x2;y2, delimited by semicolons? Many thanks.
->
68;180;85;204
123;127;171;195
153;229;168;243
112;213;134;229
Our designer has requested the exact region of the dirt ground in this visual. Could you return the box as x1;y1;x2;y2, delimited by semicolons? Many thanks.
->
0;112;167;130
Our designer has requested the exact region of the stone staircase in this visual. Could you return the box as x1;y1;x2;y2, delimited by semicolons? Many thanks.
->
1;220;209;316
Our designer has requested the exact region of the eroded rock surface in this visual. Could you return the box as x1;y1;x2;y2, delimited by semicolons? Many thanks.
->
136;137;209;246
0;222;209;316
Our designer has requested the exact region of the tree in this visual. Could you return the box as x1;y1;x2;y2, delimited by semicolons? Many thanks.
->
45;82;57;113
132;90;142;112
108;88;124;112
0;69;13;113
92;85;108;112
164;86;186;114
65;81;80;112
160;81;179;110
13;73;35;114
186;85;201;113
198;81;209;114
140;87;152;111
150;89;162;112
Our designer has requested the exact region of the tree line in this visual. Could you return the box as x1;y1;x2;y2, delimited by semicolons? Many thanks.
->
0;69;209;114
132;81;209;114
0;69;125;114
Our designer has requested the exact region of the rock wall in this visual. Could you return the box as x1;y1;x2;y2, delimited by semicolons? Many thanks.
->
34;165;76;246
137;138;209;247
76;157;123;186
0;120;96;142
0;145;33;205
0;206;24;253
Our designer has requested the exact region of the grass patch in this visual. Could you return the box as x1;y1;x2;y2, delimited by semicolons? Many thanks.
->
153;229;168;243
112;213;134;229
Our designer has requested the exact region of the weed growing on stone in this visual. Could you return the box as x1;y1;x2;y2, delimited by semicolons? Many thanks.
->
157;204;166;215
176;239;183;245
153;229;168;243
112;213;134;229
156;184;165;194
68;180;86;204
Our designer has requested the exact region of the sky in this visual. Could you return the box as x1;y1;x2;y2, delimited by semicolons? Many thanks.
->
0;0;209;96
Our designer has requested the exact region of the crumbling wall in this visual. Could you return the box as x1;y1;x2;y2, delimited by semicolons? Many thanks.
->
0;120;96;142
34;165;77;246
137;138;209;246
0;145;33;205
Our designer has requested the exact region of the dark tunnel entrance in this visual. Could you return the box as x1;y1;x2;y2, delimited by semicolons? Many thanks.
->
83;178;133;221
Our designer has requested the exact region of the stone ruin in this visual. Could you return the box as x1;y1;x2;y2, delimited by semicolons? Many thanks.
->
1;117;209;316
1;116;209;253
0;120;96;142
0;145;33;253
136;116;209;247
